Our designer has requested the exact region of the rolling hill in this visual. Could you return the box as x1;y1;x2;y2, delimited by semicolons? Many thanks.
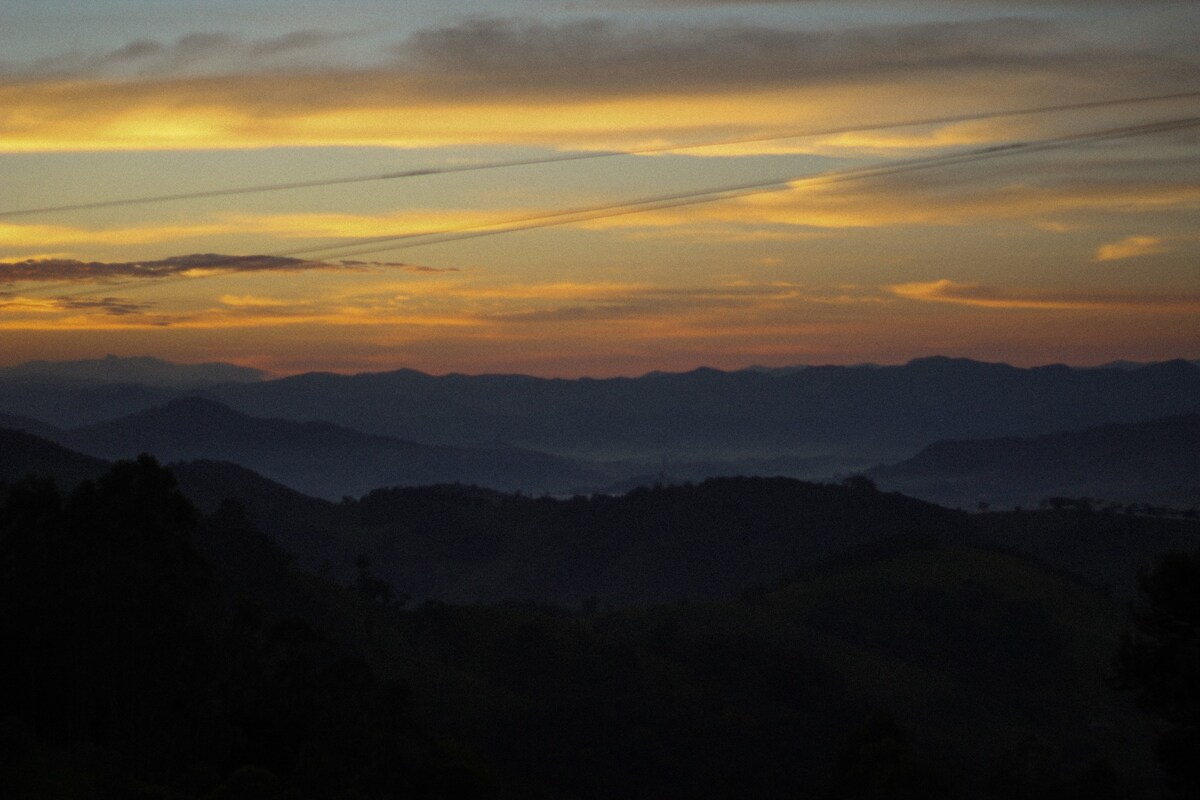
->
58;396;609;499
6;427;1197;796
870;415;1200;509
0;426;108;488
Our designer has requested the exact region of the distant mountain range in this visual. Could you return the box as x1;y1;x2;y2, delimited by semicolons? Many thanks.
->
2;354;1200;504
5;355;1199;465
202;357;1200;463
0;354;263;387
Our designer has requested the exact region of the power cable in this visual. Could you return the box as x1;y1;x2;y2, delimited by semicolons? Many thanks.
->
1;89;1196;219
23;113;1197;303
268;115;1200;261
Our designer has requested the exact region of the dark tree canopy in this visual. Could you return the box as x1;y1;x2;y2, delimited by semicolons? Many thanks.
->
0;457;481;799
1111;549;1200;795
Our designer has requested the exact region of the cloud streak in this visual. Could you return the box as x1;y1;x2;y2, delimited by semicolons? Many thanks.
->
400;16;1093;98
6;30;355;79
0;254;380;284
888;278;1200;310
0;291;151;315
1094;235;1170;261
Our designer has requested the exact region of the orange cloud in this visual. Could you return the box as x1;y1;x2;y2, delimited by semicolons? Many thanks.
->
1094;235;1170;262
0;74;838;152
573;177;1200;233
888;279;1200;311
0;275;889;335
217;294;295;308
4;16;1189;157
1;11;1194;177
0;221;230;248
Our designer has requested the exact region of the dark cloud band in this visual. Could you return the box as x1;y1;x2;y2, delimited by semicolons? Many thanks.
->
0;254;353;284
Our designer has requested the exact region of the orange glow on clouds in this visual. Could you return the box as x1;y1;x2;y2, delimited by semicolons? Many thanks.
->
888;279;1200;311
1094;235;1170;262
3;11;1198;375
5;176;1197;260
0;72;1095;156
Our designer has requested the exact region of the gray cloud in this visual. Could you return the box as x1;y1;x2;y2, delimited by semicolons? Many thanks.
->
0;254;369;284
485;282;882;324
395;15;1176;99
4;12;1193;121
8;30;354;78
338;260;460;273
55;296;152;315
490;304;643;323
0;292;152;315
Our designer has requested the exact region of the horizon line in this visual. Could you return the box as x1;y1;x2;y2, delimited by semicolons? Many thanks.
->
2;352;1198;382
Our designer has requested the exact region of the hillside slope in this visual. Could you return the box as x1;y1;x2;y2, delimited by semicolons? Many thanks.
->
61;396;608;498
870;415;1200;508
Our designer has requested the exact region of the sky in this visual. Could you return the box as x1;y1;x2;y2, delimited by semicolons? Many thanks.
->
1;0;1198;376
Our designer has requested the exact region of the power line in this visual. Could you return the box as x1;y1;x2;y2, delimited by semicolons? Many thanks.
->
1;89;1197;219
269;115;1200;261
26;113;1198;302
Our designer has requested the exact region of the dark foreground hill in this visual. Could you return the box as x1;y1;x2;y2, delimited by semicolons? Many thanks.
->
870;415;1200;509
332;477;969;607
0;457;475;799
0;427;108;488
387;542;1163;799
2;455;1182;798
167;456;1200;607
5;428;1196;606
162;460;977;607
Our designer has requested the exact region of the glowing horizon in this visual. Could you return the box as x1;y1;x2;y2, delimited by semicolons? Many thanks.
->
2;1;1198;376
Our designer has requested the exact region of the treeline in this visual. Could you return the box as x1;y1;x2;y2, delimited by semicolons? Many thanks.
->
230;474;972;608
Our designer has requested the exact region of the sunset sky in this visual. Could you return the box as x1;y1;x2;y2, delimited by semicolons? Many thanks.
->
2;0;1198;376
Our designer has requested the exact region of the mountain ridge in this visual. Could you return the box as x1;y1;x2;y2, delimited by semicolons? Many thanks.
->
0;353;264;387
57;395;609;499
4;355;1199;486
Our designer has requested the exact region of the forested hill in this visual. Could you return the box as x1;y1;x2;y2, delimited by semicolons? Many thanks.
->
338;476;968;607
0;456;479;798
3;455;1188;797
4;426;1196;608
152;460;976;608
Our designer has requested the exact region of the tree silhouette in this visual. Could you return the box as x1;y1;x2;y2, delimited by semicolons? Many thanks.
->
1111;549;1200;796
1;458;475;798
